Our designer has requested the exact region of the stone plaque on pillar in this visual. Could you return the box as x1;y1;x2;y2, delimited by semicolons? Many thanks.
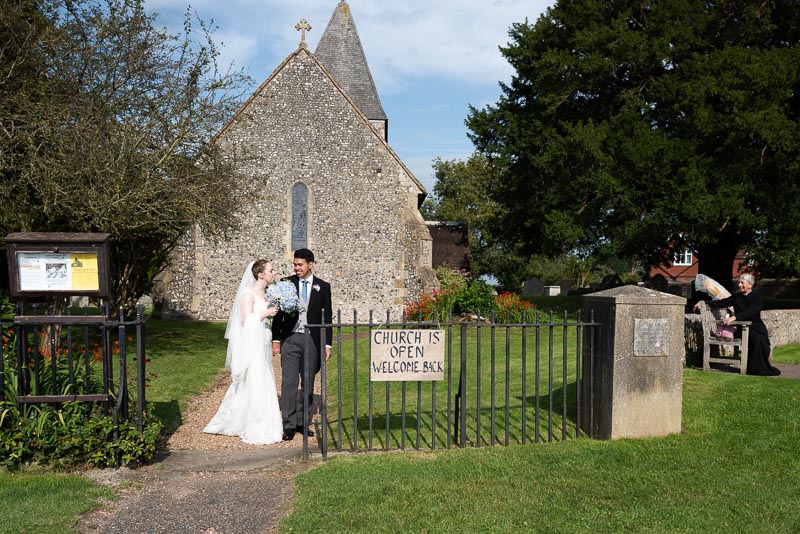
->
581;286;685;439
633;318;670;357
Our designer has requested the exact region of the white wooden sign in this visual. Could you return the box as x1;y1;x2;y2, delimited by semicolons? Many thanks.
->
370;329;445;381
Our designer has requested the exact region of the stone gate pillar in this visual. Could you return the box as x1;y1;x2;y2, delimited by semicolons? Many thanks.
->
581;286;685;439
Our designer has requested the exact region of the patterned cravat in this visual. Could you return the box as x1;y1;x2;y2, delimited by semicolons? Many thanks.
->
301;280;308;303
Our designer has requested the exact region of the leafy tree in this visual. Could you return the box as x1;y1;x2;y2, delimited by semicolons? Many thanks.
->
425;154;640;289
0;0;254;312
526;254;572;286
467;0;800;290
424;155;531;287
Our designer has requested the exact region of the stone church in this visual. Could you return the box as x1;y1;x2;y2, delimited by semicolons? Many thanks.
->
153;1;437;320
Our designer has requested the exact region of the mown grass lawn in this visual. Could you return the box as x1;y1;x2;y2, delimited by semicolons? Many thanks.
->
0;469;113;534
324;319;585;452
292;320;800;533
773;342;800;365
285;367;800;533
1;319;798;533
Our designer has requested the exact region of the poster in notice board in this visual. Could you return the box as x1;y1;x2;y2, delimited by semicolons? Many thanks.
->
17;252;100;292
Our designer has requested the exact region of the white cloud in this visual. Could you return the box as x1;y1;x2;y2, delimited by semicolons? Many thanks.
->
359;0;548;84
212;31;258;71
141;0;554;188
145;0;552;87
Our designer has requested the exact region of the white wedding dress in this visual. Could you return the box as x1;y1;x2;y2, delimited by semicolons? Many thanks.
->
203;289;283;444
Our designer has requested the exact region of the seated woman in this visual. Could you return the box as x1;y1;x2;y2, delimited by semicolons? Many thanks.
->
694;274;780;376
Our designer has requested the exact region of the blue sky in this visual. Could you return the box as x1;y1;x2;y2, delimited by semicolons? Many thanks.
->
144;0;553;192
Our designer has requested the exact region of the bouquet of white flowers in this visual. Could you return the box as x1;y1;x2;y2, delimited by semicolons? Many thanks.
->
267;280;300;314
694;274;731;300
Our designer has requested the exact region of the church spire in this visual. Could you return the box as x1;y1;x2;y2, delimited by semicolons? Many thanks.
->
314;1;388;137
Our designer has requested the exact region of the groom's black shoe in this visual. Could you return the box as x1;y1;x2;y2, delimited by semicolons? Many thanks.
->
282;429;295;441
295;425;314;437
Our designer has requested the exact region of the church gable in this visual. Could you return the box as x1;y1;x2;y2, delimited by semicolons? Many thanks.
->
219;47;424;196
154;7;436;321
160;48;434;319
219;49;374;149
218;48;417;220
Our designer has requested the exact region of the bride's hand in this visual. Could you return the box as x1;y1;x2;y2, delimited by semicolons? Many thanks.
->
264;306;279;319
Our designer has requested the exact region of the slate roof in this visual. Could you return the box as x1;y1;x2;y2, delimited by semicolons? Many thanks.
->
314;1;387;122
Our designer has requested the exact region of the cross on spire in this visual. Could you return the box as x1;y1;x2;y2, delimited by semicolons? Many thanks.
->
295;18;312;48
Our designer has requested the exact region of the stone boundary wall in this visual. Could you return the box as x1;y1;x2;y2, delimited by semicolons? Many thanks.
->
684;309;800;365
668;279;800;300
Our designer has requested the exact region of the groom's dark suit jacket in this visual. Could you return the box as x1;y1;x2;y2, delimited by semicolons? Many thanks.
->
272;274;333;374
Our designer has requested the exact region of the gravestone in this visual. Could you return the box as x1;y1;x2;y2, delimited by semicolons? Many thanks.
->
649;273;668;292
559;279;573;295
599;274;623;290
581;285;685;439
522;277;544;296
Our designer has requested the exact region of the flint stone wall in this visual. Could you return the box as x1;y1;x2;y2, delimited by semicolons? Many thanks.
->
152;49;436;321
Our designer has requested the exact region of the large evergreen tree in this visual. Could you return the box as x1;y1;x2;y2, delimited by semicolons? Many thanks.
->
467;0;800;289
0;0;254;311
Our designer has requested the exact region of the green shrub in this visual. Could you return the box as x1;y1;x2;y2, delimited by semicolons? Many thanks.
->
435;265;468;294
0;400;161;469
0;295;13;319
527;254;572;286
2;324;107;403
404;288;455;322
407;267;529;321
405;266;470;321
0;320;159;469
454;280;497;316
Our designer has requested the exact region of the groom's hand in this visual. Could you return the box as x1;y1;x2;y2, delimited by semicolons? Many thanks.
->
325;346;332;361
272;341;281;356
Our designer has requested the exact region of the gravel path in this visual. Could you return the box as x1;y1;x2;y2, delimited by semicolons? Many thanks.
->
165;351;321;452
78;351;321;533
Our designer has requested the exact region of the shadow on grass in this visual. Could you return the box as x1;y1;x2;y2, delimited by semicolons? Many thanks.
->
320;381;583;452
149;399;182;437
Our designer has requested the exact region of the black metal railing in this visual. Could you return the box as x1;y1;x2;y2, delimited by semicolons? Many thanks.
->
304;310;600;459
0;303;147;433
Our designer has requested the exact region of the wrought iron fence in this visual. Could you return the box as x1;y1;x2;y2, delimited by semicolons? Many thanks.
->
0;303;147;432
305;310;600;459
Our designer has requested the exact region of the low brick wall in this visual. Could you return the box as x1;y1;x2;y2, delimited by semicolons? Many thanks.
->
684;309;800;366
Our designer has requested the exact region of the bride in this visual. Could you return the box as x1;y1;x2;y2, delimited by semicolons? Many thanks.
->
203;260;283;444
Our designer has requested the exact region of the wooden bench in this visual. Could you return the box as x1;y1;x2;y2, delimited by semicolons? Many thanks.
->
697;301;750;374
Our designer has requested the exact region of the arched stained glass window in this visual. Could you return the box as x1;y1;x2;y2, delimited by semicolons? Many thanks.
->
291;182;308;251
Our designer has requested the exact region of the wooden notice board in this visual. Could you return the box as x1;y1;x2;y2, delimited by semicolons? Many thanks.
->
5;232;111;299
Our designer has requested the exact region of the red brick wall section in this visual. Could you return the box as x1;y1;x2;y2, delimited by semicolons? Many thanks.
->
427;222;471;272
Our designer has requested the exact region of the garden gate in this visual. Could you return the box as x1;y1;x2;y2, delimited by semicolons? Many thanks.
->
299;309;601;460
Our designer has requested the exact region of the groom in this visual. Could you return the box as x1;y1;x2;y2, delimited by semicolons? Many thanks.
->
272;248;333;441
